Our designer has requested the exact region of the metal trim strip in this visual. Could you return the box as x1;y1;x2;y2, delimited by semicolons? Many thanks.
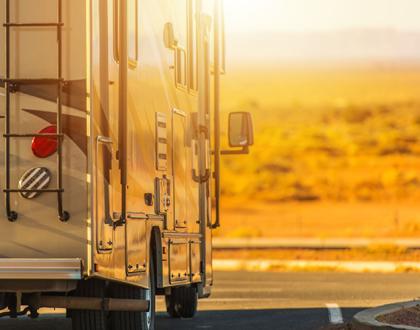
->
0;258;82;280
162;232;202;240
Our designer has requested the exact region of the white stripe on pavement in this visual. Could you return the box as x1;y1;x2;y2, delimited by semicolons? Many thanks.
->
326;303;344;324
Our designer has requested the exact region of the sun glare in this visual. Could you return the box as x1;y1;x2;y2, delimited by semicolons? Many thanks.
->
224;0;420;33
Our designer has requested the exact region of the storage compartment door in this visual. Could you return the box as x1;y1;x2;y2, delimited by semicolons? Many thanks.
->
169;240;189;284
95;137;114;251
126;215;147;274
172;109;188;229
190;240;202;282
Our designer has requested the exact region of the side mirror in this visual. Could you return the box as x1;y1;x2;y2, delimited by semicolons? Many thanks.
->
228;112;254;148
163;22;177;49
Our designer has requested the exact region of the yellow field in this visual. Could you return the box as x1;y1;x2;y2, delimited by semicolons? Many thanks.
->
219;63;420;238
216;200;420;238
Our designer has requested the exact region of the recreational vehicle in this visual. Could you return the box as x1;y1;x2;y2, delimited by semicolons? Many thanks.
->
0;0;253;329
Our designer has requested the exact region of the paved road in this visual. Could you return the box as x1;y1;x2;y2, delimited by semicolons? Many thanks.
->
1;271;420;330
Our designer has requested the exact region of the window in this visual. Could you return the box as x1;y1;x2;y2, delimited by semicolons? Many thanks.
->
167;0;188;89
188;0;198;90
169;0;188;49
128;0;139;66
113;0;139;69
201;0;215;68
165;0;202;91
200;0;226;74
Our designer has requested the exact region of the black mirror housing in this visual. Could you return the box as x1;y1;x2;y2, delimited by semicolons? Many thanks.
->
228;112;254;148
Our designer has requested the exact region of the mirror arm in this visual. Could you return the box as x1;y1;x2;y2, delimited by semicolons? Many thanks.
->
220;146;250;155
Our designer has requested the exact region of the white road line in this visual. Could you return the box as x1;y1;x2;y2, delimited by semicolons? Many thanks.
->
326;303;344;324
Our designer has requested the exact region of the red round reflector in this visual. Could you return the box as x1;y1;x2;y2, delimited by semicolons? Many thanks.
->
32;125;58;158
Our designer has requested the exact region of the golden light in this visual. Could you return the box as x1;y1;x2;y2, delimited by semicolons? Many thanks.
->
223;0;420;33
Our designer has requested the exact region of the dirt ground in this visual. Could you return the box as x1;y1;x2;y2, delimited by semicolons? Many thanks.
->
377;305;420;328
319;325;369;330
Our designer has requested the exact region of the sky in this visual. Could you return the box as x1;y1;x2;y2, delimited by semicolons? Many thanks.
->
224;0;420;33
223;0;420;64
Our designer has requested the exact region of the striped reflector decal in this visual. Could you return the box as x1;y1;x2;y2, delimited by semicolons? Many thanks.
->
18;167;52;199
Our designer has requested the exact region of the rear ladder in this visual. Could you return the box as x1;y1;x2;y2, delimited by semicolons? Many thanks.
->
0;0;69;222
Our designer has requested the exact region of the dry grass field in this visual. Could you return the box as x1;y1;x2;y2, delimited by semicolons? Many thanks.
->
213;247;420;262
216;200;420;238
218;63;420;239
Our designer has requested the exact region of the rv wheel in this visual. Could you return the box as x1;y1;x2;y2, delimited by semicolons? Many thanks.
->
165;286;198;318
109;254;156;330
70;279;108;330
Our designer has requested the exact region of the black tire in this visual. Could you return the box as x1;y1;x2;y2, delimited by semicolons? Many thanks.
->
165;286;198;319
165;293;179;318
109;254;156;330
70;279;108;330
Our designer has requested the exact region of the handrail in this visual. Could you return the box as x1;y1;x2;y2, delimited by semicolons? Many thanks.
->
97;136;113;145
220;0;226;74
118;0;128;223
212;0;222;229
175;46;188;89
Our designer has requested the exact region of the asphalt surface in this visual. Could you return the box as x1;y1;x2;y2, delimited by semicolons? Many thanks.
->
1;271;420;330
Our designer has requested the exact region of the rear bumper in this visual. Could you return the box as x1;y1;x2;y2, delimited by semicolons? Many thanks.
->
0;258;82;280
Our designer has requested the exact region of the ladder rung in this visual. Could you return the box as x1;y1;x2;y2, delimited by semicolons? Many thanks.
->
4;189;64;193
4;133;64;138
3;23;63;27
0;79;63;85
